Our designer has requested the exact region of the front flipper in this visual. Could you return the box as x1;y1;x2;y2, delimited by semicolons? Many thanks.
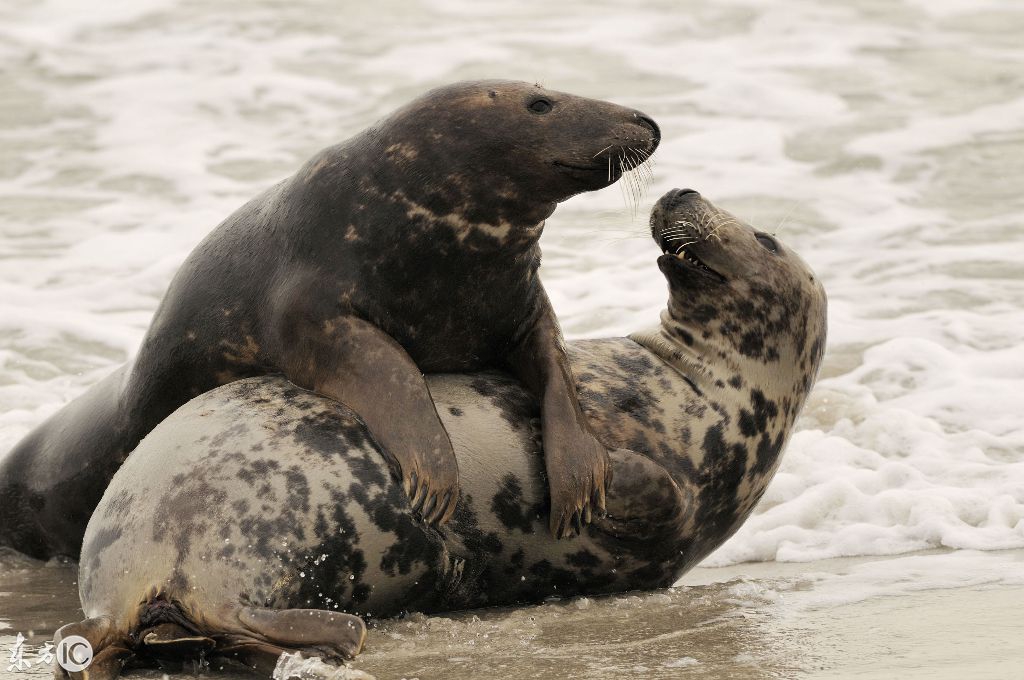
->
279;314;459;525
543;427;615;539
217;606;366;674
505;292;613;538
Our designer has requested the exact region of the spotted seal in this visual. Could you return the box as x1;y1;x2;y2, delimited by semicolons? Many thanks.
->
0;80;661;558
56;190;827;678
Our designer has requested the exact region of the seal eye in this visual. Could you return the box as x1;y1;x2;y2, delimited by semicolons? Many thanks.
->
528;98;553;114
755;233;779;253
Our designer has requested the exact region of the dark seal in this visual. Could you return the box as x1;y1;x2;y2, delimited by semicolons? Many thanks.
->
0;80;660;558
58;191;827;678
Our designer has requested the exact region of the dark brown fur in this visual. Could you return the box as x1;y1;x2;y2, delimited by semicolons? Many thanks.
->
0;80;659;557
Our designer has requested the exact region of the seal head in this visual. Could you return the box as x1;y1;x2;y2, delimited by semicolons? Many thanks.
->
305;79;660;250
646;187;826;400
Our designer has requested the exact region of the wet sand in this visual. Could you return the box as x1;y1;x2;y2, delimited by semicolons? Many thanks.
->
2;548;1020;679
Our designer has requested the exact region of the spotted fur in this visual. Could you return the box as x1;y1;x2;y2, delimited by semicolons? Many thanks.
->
74;191;827;672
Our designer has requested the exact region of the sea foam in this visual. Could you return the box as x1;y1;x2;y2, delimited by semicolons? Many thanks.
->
1;0;1021;568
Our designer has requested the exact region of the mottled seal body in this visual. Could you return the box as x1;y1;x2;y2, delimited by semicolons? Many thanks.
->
1;80;660;558
60;192;827;678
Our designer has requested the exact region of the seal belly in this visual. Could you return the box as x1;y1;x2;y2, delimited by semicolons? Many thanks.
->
80;341;699;629
79;378;447;629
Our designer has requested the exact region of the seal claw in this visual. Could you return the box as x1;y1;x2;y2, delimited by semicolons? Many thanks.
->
434;490;457;526
429;491;450;525
409;478;429;515
397;444;459;525
545;432;613;539
420;493;439;522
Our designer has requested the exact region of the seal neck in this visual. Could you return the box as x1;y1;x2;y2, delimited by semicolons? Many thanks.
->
628;309;731;397
358;129;560;240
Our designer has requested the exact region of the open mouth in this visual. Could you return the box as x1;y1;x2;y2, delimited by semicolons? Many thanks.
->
656;229;725;282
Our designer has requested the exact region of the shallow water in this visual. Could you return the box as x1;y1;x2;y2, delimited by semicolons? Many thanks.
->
3;548;1023;679
1;0;1023;677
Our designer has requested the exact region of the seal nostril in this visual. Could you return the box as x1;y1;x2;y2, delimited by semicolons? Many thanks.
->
634;113;661;148
666;188;699;209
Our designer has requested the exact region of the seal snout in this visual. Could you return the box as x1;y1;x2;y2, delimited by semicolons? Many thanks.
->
651;188;701;239
666;187;700;208
601;110;661;172
633;112;661;152
651;188;726;283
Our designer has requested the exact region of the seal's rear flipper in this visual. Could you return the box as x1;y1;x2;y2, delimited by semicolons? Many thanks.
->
52;616;132;680
218;606;367;673
213;637;293;676
139;622;215;657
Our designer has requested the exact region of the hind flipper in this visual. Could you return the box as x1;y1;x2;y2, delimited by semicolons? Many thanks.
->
140;622;215;657
237;606;366;659
52;616;132;680
212;637;294;676
70;645;132;680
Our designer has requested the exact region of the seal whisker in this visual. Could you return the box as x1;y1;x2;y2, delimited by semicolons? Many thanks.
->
638;148;655;180
661;226;696;239
702;210;730;242
774;199;801;235
635;148;654;187
621;151;634;206
618;155;632;214
626;153;642;217
617;155;625;200
703;214;726;243
594;233;653;248
626;152;640;214
661;222;698;237
632;153;649;199
700;212;721;241
705;213;743;243
690;209;709;240
628;149;650;213
672;239;699;254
